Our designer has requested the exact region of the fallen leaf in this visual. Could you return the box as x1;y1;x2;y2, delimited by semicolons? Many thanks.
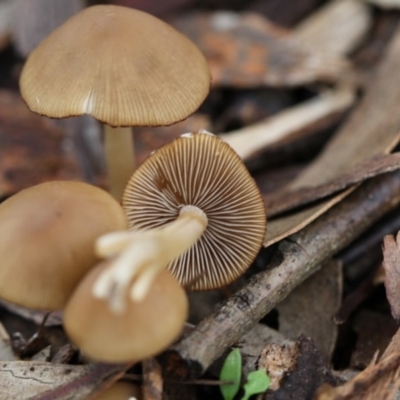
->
382;233;400;320
277;260;342;362
173;11;350;88
316;328;400;399
265;153;400;217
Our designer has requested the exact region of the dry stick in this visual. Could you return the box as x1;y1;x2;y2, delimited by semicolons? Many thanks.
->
162;170;400;379
142;358;163;400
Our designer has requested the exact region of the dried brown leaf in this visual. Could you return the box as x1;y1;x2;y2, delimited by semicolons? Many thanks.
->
173;11;350;88
277;260;342;361
383;233;400;320
315;352;400;400
266;153;400;218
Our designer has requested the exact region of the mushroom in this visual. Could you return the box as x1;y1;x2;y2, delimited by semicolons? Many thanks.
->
0;181;127;310
93;131;266;312
19;4;211;199
64;259;188;363
95;381;141;400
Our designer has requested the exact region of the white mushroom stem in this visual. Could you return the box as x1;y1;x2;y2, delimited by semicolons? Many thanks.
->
93;205;208;313
103;125;135;200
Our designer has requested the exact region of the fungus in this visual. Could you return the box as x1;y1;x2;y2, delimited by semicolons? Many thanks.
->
19;5;211;199
0;181;127;310
64;260;188;363
96;381;142;400
94;131;266;312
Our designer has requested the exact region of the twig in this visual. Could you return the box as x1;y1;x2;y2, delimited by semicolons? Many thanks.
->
161;170;400;378
143;358;163;400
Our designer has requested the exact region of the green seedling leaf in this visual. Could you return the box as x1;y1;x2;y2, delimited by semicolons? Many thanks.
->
219;348;242;400
241;369;270;400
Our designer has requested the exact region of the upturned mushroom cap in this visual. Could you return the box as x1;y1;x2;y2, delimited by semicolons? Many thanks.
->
19;4;211;127
0;181;127;310
122;131;266;290
64;260;188;362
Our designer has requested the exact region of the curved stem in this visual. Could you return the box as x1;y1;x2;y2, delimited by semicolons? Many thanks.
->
103;125;135;201
93;205;208;313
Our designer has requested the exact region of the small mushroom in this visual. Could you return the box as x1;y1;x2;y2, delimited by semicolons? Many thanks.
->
19;5;211;199
95;381;142;400
64;260;188;363
0;181;127;310
94;131;266;311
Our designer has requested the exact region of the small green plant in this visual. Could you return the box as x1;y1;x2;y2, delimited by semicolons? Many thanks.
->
220;348;271;400
220;348;242;400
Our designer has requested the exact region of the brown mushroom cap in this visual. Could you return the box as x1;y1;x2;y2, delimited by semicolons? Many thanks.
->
0;181;127;310
19;5;211;127
122;132;266;290
96;381;142;400
64;260;188;362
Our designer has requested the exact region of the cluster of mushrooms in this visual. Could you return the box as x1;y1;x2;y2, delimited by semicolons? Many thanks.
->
0;5;267;365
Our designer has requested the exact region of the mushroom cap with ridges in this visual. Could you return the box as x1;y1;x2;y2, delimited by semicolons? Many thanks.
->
122;132;267;290
0;181;127;310
64;261;188;362
19;5;211;127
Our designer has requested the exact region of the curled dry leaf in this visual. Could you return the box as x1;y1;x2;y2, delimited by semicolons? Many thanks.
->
172;11;350;88
382;233;400;320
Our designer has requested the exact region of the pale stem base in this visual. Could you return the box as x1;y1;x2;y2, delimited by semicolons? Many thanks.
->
93;205;208;313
